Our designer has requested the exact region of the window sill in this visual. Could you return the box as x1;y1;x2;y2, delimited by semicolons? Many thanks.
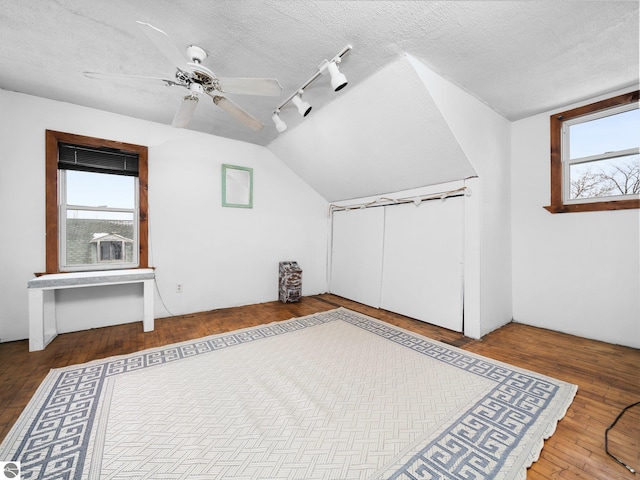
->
29;268;155;289
35;266;154;277
544;198;640;213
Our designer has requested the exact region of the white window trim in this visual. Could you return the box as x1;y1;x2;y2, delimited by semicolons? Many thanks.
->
561;102;639;205
58;170;139;272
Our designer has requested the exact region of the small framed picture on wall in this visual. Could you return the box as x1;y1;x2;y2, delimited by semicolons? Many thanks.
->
222;164;253;208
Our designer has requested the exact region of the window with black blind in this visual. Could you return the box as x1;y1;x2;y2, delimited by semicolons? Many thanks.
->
45;131;149;273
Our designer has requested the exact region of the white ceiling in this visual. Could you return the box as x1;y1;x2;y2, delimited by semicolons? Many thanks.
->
1;1;638;147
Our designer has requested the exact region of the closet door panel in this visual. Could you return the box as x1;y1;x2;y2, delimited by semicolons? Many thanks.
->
381;199;463;331
330;208;385;308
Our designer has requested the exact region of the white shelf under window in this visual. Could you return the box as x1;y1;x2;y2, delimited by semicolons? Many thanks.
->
27;268;155;351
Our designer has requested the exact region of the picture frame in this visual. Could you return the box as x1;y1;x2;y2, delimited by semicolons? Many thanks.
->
221;164;253;208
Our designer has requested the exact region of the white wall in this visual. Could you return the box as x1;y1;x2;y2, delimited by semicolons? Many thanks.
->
407;54;513;337
511;88;640;349
0;89;328;342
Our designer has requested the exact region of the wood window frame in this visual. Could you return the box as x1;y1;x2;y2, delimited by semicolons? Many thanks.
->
45;130;149;273
544;90;639;214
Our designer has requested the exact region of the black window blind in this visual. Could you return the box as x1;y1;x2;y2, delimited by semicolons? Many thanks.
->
58;143;139;177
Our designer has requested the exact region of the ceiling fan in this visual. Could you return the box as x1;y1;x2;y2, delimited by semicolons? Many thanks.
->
84;21;282;131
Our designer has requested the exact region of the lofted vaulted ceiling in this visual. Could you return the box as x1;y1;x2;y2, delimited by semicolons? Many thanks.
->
0;1;637;147
269;54;481;201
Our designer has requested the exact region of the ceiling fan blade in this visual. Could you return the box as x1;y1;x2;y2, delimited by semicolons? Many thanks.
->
212;96;264;131
136;21;192;72
84;71;178;87
172;95;199;128
217;77;282;96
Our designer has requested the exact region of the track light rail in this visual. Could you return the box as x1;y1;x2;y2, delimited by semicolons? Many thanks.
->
272;45;352;132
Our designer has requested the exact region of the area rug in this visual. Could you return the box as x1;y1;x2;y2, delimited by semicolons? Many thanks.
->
0;308;576;479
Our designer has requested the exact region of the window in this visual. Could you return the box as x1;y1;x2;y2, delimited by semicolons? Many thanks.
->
92;234;133;263
545;90;639;213
45;130;148;273
99;241;123;261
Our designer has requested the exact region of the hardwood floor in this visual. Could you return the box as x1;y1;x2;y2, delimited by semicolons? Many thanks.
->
1;294;638;478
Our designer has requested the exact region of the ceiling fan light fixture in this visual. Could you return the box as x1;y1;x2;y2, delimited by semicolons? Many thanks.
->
89;22;281;132
272;111;288;133
186;45;207;63
291;93;312;117
189;82;204;95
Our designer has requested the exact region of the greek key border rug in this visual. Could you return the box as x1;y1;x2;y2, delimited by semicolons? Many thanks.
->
0;308;576;479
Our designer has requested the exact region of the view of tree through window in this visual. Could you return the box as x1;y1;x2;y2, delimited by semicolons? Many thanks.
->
546;91;639;214
567;107;639;201
569;156;639;199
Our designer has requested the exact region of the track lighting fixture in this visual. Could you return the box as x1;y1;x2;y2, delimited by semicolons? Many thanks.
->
272;45;352;133
322;60;348;91
271;111;287;133
291;92;312;117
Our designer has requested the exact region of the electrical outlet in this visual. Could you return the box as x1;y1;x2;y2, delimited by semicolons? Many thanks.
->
176;284;183;293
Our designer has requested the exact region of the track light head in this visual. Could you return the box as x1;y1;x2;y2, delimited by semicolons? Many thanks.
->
327;61;348;91
291;93;312;117
272;111;287;133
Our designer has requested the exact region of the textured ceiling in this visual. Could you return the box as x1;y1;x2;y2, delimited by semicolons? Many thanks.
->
0;1;638;146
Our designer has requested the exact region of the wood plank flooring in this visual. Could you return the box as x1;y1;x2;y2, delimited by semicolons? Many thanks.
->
1;294;638;478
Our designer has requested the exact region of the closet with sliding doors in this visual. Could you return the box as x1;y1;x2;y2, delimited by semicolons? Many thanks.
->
329;195;464;332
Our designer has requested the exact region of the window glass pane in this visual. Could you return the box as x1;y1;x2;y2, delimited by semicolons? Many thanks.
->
66;170;135;208
112;242;123;260
65;210;134;266
569;153;639;200
99;242;110;261
99;241;124;261
570;108;640;159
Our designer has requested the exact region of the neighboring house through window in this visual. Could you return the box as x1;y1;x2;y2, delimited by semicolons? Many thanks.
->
546;90;639;213
45;131;148;273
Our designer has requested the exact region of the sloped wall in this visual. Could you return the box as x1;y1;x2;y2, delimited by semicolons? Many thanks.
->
406;54;513;338
276;53;511;339
268;55;477;202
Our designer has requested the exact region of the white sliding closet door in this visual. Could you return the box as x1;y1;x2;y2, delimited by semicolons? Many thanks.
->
330;208;385;308
381;199;464;331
